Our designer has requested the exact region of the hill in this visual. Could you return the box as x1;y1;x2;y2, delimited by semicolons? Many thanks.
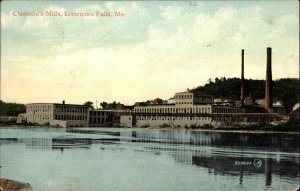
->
0;100;26;116
191;77;299;113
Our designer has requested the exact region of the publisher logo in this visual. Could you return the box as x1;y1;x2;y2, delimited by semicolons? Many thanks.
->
253;159;262;168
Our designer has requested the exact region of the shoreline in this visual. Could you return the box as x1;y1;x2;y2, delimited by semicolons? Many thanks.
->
130;127;300;134
0;125;299;135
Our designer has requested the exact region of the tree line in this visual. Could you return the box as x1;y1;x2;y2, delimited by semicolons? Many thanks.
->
0;100;26;116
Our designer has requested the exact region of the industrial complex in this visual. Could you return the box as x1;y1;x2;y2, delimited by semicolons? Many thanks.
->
17;48;288;128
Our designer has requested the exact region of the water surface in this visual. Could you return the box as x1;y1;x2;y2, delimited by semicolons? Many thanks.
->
0;127;299;191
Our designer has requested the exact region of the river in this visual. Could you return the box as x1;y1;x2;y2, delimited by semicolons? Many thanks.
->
0;127;299;191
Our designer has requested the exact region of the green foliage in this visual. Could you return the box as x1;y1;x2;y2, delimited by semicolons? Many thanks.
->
192;77;299;112
216;118;299;132
201;124;214;129
100;101;117;109
273;78;300;114
258;121;299;132
190;124;214;129
100;102;108;109
161;123;170;128
145;100;152;106
141;124;150;128
272;118;300;132
0;100;26;116
84;101;94;109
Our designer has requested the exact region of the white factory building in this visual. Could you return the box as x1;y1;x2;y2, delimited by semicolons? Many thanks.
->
25;102;89;127
133;92;217;128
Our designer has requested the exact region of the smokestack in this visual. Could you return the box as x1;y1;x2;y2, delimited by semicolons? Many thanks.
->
241;49;245;106
265;47;273;111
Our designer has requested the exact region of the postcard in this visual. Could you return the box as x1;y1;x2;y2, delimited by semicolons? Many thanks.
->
1;1;299;191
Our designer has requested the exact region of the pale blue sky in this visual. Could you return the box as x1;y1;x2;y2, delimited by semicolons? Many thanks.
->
1;1;299;105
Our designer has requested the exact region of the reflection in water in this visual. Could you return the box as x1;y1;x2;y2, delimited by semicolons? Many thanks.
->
0;138;18;145
0;137;120;150
0;128;299;190
191;155;300;188
265;158;272;187
21;138;52;149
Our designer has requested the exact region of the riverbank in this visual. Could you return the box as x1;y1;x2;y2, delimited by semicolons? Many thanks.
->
135;118;300;134
0;179;32;191
132;126;300;134
1;125;299;135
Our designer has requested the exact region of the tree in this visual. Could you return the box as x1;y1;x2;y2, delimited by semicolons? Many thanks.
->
100;101;117;109
100;102;108;109
84;101;94;109
145;100;151;106
112;101;117;109
208;78;212;84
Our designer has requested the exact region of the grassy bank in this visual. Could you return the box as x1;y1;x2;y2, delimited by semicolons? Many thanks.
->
216;118;299;132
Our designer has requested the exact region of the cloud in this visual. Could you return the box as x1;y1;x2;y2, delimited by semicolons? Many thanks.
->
1;1;299;104
23;15;50;28
1;12;11;28
160;5;182;20
215;7;236;21
1;11;25;29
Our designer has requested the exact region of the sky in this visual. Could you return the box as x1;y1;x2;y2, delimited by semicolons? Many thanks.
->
1;1;299;106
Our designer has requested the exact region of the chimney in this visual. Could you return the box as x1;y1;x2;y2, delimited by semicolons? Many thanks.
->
241;49;245;106
265;47;273;111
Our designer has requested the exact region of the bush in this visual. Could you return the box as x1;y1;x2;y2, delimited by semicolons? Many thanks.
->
161;123;170;128
256;119;299;132
141;124;149;128
201;124;214;129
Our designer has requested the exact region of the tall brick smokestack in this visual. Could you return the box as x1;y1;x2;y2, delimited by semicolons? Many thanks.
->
241;49;245;106
265;47;273;111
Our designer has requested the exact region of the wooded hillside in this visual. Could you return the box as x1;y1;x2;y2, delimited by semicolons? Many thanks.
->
0;101;26;116
191;78;299;112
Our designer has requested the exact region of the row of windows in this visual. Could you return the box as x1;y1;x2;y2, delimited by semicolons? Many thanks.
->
27;105;53;112
89;117;111;124
89;111;112;116
88;115;111;119
176;102;193;105
135;107;211;114
175;94;193;100
212;108;241;113
136;116;211;121
55;115;87;121
55;105;87;113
